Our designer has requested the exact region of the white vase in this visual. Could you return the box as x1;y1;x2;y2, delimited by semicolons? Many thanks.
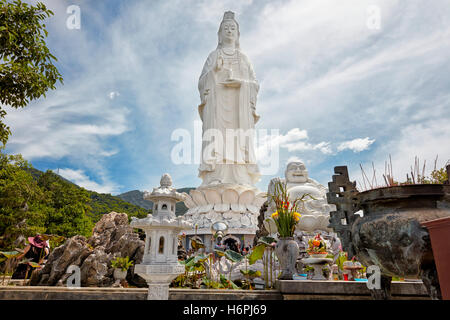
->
275;237;299;280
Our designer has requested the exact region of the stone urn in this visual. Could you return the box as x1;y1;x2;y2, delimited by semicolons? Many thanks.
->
113;268;128;281
327;166;450;300
275;237;299;280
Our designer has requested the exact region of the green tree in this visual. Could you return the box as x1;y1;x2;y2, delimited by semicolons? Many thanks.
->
0;151;152;250
37;170;94;238
87;191;149;223
0;152;46;249
0;153;94;250
430;166;449;184
0;0;63;145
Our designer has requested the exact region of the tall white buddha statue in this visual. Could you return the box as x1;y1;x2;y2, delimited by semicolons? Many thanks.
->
198;11;260;187
183;11;265;251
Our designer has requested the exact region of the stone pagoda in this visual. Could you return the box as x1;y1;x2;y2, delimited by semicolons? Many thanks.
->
130;173;192;300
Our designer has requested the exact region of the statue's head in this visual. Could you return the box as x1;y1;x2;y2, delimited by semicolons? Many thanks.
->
285;161;309;183
217;11;240;49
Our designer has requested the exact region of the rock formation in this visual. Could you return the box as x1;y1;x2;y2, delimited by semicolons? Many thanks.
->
31;212;146;287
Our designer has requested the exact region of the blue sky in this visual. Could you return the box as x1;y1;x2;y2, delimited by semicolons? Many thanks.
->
4;0;450;195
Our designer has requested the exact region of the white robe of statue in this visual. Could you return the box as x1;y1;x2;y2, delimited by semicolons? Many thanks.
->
198;11;260;187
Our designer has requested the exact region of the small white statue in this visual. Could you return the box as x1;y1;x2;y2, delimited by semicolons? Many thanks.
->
265;161;334;233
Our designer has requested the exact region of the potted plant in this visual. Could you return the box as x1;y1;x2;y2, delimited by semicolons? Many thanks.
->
267;180;304;280
306;233;328;258
110;256;133;281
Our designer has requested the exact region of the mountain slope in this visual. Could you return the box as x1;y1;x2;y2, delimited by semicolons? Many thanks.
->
116;190;152;210
30;167;194;218
27;168;150;222
117;187;195;216
87;191;149;222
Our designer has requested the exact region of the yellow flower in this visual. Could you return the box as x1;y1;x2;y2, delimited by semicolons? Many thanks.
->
293;212;301;221
271;211;279;218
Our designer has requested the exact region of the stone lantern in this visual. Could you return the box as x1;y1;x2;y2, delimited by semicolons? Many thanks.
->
130;173;192;300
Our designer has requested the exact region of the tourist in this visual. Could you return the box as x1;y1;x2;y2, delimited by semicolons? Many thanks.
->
11;235;50;279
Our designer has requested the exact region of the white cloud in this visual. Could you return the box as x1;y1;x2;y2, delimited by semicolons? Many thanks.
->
287;156;303;163
351;119;450;190
338;137;375;153
56;168;119;194
259;128;308;147
381;119;450;180
256;128;331;163
109;91;120;100
285;141;332;154
5;92;129;160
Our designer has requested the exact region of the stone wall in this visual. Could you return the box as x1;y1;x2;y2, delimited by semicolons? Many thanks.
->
0;281;429;300
277;280;430;300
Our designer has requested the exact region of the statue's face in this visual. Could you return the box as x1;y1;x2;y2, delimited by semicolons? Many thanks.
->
221;20;238;43
285;162;308;183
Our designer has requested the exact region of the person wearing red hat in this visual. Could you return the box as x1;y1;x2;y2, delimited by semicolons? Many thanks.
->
11;235;50;279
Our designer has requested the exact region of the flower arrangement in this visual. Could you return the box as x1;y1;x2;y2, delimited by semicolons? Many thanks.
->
306;233;327;256
268;180;305;237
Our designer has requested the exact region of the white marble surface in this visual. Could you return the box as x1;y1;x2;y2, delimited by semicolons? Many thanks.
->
182;185;265;235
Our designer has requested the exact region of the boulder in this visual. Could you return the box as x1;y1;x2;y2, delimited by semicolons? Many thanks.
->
80;246;113;287
33;235;91;286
